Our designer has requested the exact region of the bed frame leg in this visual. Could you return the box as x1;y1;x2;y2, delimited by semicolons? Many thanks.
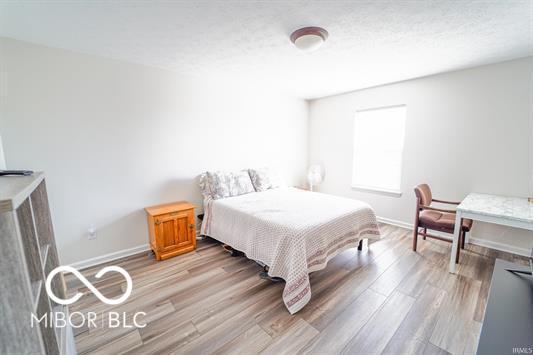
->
260;265;284;283
357;239;367;251
222;244;244;257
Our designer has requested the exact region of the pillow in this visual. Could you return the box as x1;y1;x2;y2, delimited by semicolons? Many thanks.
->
249;168;284;192
198;173;212;198
204;170;255;199
227;170;255;197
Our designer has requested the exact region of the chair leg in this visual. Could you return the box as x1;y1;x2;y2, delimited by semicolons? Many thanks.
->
413;202;421;252
461;230;466;249
413;224;419;252
455;230;463;264
423;228;427;240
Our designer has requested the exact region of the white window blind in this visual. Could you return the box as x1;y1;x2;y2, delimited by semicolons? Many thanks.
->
352;105;406;195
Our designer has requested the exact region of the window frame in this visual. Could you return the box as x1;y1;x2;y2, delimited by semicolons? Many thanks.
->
351;104;407;197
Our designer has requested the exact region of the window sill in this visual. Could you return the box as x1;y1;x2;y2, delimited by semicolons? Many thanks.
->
351;185;402;197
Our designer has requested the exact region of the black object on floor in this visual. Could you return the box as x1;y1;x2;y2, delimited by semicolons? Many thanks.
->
259;271;284;283
222;244;245;257
0;170;34;176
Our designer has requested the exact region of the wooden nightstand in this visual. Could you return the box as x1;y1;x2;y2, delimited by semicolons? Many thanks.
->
293;185;310;191
145;201;196;260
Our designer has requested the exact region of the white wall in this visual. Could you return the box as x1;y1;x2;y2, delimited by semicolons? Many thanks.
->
0;134;6;170
0;38;309;264
309;57;533;255
2;36;531;263
0;42;6;170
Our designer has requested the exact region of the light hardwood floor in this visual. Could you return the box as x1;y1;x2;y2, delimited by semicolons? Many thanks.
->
66;224;529;354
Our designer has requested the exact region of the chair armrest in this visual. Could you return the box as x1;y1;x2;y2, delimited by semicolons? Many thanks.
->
432;198;460;205
420;205;457;214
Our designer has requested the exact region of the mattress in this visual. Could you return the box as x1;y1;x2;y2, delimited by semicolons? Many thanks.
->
201;187;381;314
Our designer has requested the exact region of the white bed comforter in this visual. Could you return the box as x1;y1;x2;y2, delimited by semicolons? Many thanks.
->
201;188;380;314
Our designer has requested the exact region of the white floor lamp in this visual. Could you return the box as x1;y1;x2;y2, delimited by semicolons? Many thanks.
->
307;165;325;191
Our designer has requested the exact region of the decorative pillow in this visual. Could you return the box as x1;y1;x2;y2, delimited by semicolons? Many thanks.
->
228;170;255;196
205;170;254;199
206;171;230;199
268;170;285;189
198;173;213;198
249;168;284;192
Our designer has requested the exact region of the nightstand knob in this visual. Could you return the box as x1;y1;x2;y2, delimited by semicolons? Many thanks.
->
189;223;194;229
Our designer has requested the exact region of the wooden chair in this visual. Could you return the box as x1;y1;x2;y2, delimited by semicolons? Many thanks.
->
413;184;473;263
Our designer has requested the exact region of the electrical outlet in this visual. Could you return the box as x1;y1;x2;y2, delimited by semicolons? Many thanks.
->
88;227;97;240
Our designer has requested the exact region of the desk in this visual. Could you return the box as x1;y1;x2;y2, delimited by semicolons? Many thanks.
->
450;193;533;273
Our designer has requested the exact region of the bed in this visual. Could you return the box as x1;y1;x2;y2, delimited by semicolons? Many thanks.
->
200;185;381;314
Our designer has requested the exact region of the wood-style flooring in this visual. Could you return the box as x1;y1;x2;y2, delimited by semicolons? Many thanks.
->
66;224;530;354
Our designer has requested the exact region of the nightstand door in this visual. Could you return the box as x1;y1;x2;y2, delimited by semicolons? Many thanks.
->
155;210;194;253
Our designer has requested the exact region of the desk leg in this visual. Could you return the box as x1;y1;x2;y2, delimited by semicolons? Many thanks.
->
449;210;462;273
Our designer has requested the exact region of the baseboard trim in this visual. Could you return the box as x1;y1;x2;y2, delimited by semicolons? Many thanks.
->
70;229;202;271
377;216;531;257
376;216;412;230
377;216;451;240
468;237;531;258
69;244;151;270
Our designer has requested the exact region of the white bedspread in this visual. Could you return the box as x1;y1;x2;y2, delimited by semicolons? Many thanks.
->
201;188;380;314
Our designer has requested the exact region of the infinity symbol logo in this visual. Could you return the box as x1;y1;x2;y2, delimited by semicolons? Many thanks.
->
45;265;133;305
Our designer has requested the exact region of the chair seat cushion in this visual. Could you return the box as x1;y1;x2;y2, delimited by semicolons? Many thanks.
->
419;210;473;233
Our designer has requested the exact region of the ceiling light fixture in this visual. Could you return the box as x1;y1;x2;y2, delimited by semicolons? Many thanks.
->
290;26;328;52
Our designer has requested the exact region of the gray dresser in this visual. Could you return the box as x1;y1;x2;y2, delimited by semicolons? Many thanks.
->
0;172;75;354
477;259;533;355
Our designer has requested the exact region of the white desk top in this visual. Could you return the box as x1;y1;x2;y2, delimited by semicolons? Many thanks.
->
457;193;533;224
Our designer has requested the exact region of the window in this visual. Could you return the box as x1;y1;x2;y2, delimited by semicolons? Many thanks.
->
352;105;406;195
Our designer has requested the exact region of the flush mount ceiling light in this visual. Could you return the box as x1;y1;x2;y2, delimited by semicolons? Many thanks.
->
290;26;328;52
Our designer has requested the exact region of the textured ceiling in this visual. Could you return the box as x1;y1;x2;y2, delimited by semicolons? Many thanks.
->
1;1;532;99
